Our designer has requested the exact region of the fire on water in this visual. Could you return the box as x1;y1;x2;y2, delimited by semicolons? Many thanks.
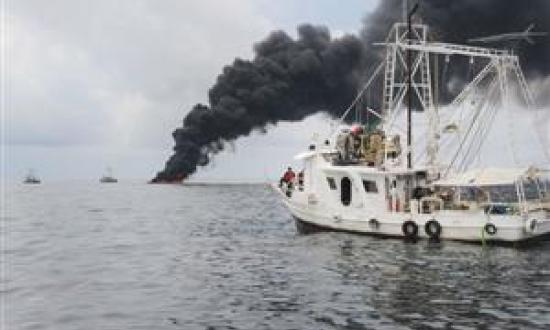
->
149;173;186;184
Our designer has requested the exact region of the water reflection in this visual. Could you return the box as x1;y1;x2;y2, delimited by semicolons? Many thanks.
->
321;233;550;329
5;183;550;330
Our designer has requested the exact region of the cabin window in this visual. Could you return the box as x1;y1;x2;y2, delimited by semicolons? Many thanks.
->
523;180;542;201
362;180;378;193
326;177;337;190
486;185;520;203
459;187;487;202
341;177;352;206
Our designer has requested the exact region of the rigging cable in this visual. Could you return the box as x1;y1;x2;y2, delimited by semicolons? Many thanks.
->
332;61;385;133
441;55;450;101
470;103;499;170
467;57;475;82
457;78;500;171
498;61;520;167
460;97;496;170
444;76;499;176
458;88;500;172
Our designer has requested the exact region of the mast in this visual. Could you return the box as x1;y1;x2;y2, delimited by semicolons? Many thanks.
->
374;7;538;175
407;2;419;169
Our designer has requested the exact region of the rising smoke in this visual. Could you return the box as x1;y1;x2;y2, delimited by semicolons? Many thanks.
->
152;0;550;182
152;26;365;182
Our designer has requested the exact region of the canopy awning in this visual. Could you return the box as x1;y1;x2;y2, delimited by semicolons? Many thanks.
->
433;167;547;187
294;151;317;160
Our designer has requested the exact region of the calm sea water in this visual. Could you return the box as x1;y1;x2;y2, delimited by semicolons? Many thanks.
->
3;182;550;330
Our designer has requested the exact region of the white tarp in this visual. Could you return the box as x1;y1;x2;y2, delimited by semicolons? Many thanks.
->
294;151;317;160
434;167;535;186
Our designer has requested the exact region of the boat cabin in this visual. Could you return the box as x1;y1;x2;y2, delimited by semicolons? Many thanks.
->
294;149;431;213
291;148;550;219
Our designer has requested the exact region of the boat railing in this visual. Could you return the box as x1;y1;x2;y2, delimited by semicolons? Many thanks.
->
417;196;443;214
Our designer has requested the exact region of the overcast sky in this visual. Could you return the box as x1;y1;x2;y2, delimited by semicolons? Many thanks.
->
2;0;548;183
2;0;380;182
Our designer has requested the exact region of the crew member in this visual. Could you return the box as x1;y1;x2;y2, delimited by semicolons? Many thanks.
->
349;125;364;159
298;170;304;191
280;167;296;189
389;180;399;212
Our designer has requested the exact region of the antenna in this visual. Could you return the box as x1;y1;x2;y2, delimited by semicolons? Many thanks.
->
468;24;548;45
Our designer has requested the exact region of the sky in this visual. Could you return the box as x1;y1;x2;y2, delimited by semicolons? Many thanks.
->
2;0;548;183
2;0;379;182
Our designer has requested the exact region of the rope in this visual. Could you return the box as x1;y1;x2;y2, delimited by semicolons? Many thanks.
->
336;61;385;125
458;94;499;172
444;76;499;176
469;99;499;169
459;86;499;170
441;55;450;100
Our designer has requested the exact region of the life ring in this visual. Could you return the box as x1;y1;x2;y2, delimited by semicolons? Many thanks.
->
484;223;497;236
368;218;379;230
425;220;442;239
402;220;418;239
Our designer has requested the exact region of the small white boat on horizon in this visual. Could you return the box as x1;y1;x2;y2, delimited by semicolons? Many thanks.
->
100;167;118;183
23;169;41;184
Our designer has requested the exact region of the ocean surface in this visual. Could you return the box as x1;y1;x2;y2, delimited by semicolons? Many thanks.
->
3;181;550;330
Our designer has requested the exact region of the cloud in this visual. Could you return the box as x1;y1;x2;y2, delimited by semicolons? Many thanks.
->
3;0;377;180
5;0;272;148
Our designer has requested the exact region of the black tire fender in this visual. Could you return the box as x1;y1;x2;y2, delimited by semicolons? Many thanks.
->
402;220;418;238
425;220;442;239
484;223;497;236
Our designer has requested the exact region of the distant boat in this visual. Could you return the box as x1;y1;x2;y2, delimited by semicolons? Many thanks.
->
100;167;118;183
23;169;41;184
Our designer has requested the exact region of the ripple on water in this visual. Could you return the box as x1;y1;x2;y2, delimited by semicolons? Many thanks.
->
4;182;550;330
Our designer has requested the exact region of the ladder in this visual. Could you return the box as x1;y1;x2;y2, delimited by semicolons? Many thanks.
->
382;45;397;119
419;52;433;111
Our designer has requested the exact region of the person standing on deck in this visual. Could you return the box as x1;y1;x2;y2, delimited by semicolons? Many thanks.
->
279;167;296;188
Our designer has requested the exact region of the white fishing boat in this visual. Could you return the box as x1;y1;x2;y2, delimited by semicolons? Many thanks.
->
274;18;550;243
23;169;41;184
100;167;118;183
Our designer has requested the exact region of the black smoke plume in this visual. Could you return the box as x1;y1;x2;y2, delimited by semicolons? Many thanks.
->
362;0;550;77
152;25;365;182
153;0;550;182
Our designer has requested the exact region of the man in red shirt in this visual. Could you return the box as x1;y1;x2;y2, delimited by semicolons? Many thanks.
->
279;167;296;188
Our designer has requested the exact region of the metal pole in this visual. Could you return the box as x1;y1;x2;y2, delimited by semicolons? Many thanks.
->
407;3;419;169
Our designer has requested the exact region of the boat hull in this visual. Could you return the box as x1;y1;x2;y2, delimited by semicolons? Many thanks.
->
274;186;550;244
292;215;550;245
